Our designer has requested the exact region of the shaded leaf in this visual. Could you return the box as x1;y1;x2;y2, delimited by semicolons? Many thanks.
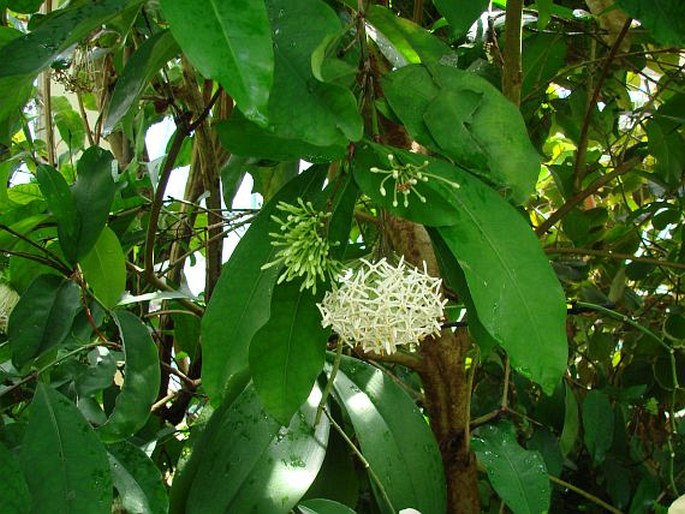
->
331;356;447;514
582;390;614;465
185;383;329;514
560;382;579;457
202;168;325;403
299;498;357;514
80;227;126;308
53;96;85;151
9;274;81;369
249;281;328;425
20;383;112;514
615;0;685;46
432;0;489;38
160;0;273;124
472;422;551;514
103;30;179;136
0;441;31;514
98;311;160;442
108;441;169;514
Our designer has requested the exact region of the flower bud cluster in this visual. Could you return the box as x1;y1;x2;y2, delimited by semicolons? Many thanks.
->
262;198;342;294
370;154;460;208
317;257;447;354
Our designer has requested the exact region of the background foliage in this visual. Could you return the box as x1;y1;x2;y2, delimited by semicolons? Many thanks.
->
0;0;684;512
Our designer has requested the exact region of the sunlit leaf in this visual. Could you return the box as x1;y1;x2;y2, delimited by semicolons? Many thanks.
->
80;227;126;308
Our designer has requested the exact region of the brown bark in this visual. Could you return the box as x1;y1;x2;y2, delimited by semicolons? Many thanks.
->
383;216;480;514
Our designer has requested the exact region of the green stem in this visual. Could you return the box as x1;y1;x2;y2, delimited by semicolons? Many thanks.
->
316;339;343;425
549;475;623;514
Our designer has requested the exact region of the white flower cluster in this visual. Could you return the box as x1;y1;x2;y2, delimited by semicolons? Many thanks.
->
0;282;20;333
317;258;447;354
370;154;460;208
261;198;342;294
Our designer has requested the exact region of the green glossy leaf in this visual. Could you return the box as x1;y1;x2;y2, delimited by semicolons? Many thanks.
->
76;347;117;398
7;0;43;14
582;390;614;465
216;112;346;163
299;499;357;514
108;441;169;514
615;0;685;46
35;165;77;251
332;356;447;514
383;64;540;203
432;0;488;38
185;383;329;514
80;227;126;308
202;168;325;403
8;274;81;369
70;147;117;263
472;422;550;514
0;441;30;514
646;118;685;188
103;30;180;136
366;5;451;66
160;0;273;124
522;33;566;100
98;311;160;442
0;0;143;124
20;383;112;514
249;281;328;425
375;149;565;393
264;0;363;147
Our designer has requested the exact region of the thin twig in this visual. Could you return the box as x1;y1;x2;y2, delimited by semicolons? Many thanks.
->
549;475;624;514
546;246;685;271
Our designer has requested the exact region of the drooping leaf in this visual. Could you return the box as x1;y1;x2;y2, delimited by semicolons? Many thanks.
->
8;274;81;369
70;147;117;263
20;383;113;514
522;33;567;100
472;422;551;514
582;390;614;465
299;498;358;514
185;383;329;514
103;30;180;136
615;0;685;46
201;167;325;403
35;165;77;252
98;311;160;442
366;5;451;67
331;356;447;514
108;441;169;514
263;0;363;147
52;96;85;151
0;441;31;514
80;226;126;308
383;63;540;203
560;382;579;457
249;281;329;425
160;0;273;124
431;0;489;38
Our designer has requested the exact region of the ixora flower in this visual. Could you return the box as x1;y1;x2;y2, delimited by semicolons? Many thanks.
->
317;257;447;354
370;153;460;208
261;198;342;294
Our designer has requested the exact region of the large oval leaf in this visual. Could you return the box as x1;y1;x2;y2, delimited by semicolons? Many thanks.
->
582;390;614;465
80;226;126;308
20;383;113;514
331;356;447;514
0;441;30;514
98;311;160;442
472;422;551;514
8;274;81;369
108;441;169;514
249;281;329;425
160;0;273;124
185;383;329;514
383;63;540;204
201;167;325;403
